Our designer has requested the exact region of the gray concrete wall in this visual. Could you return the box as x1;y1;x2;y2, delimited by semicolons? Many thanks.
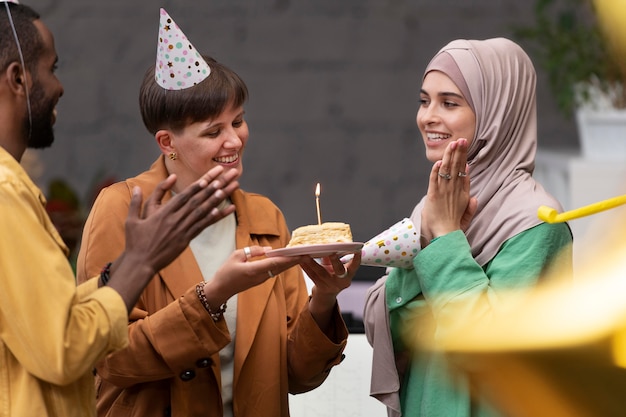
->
27;0;578;270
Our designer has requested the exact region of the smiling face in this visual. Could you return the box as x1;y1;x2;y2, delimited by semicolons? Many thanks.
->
26;20;63;149
417;70;476;163
158;102;248;191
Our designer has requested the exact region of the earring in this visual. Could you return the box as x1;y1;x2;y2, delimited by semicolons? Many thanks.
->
168;152;177;161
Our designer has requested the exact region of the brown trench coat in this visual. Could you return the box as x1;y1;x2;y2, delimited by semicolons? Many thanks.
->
76;156;348;417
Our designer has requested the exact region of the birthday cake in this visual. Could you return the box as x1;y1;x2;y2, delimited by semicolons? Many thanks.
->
286;222;353;247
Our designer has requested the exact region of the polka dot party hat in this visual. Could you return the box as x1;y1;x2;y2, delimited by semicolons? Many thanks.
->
155;8;211;90
360;218;419;269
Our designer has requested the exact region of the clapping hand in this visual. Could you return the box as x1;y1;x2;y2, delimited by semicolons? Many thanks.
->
421;138;477;243
107;166;239;312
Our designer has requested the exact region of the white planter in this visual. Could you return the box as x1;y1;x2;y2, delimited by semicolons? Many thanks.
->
575;107;626;161
573;81;626;161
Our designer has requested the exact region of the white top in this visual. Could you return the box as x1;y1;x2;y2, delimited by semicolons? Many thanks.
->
189;203;237;417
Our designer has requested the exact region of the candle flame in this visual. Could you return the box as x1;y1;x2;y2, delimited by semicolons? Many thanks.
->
315;183;322;225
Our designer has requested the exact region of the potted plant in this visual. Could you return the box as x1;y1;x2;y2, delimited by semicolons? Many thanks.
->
513;0;626;160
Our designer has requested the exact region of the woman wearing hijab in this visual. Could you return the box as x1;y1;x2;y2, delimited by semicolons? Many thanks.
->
363;38;573;417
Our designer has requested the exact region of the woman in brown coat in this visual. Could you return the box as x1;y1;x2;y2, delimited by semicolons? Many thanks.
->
76;9;361;417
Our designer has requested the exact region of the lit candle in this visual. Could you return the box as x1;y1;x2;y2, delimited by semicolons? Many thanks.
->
315;183;322;225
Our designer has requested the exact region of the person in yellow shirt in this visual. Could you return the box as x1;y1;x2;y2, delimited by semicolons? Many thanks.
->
0;2;242;416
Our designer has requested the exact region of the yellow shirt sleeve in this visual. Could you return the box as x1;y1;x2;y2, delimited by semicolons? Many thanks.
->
0;176;128;385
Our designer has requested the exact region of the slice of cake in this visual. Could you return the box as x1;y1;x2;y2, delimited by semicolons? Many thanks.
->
286;222;353;247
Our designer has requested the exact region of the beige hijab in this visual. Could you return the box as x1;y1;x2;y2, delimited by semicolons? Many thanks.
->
412;37;563;266
364;38;565;415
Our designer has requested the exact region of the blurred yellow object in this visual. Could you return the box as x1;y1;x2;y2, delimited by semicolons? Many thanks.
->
414;204;626;417
537;194;626;223
594;0;626;78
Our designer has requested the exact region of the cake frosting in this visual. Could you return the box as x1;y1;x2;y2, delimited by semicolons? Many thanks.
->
286;222;353;247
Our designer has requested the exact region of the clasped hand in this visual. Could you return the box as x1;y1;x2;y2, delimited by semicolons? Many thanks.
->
421;138;477;244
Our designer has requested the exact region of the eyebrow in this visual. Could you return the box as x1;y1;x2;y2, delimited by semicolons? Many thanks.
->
420;89;465;100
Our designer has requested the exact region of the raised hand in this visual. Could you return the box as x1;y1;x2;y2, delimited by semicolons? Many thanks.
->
107;165;240;312
125;166;239;272
421;138;476;243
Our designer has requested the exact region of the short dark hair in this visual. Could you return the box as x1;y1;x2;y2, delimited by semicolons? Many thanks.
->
139;55;249;134
0;3;42;75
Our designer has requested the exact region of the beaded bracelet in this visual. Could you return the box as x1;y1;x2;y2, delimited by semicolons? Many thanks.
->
100;262;112;286
195;282;227;322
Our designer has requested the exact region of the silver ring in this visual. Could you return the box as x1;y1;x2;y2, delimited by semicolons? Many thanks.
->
337;271;348;278
438;172;452;180
457;171;468;177
244;246;252;259
267;270;275;278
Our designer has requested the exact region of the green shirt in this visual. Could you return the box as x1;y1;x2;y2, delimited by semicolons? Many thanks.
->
386;222;572;417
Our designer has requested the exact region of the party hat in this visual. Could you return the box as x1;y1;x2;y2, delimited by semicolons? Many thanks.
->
360;218;419;269
155;8;211;90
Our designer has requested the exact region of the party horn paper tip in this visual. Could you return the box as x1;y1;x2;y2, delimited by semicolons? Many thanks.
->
538;195;626;224
537;205;559;223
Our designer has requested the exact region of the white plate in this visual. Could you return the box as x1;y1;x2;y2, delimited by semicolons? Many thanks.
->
266;242;364;258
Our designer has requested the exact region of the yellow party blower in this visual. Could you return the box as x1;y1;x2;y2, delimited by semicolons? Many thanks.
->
538;194;626;223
